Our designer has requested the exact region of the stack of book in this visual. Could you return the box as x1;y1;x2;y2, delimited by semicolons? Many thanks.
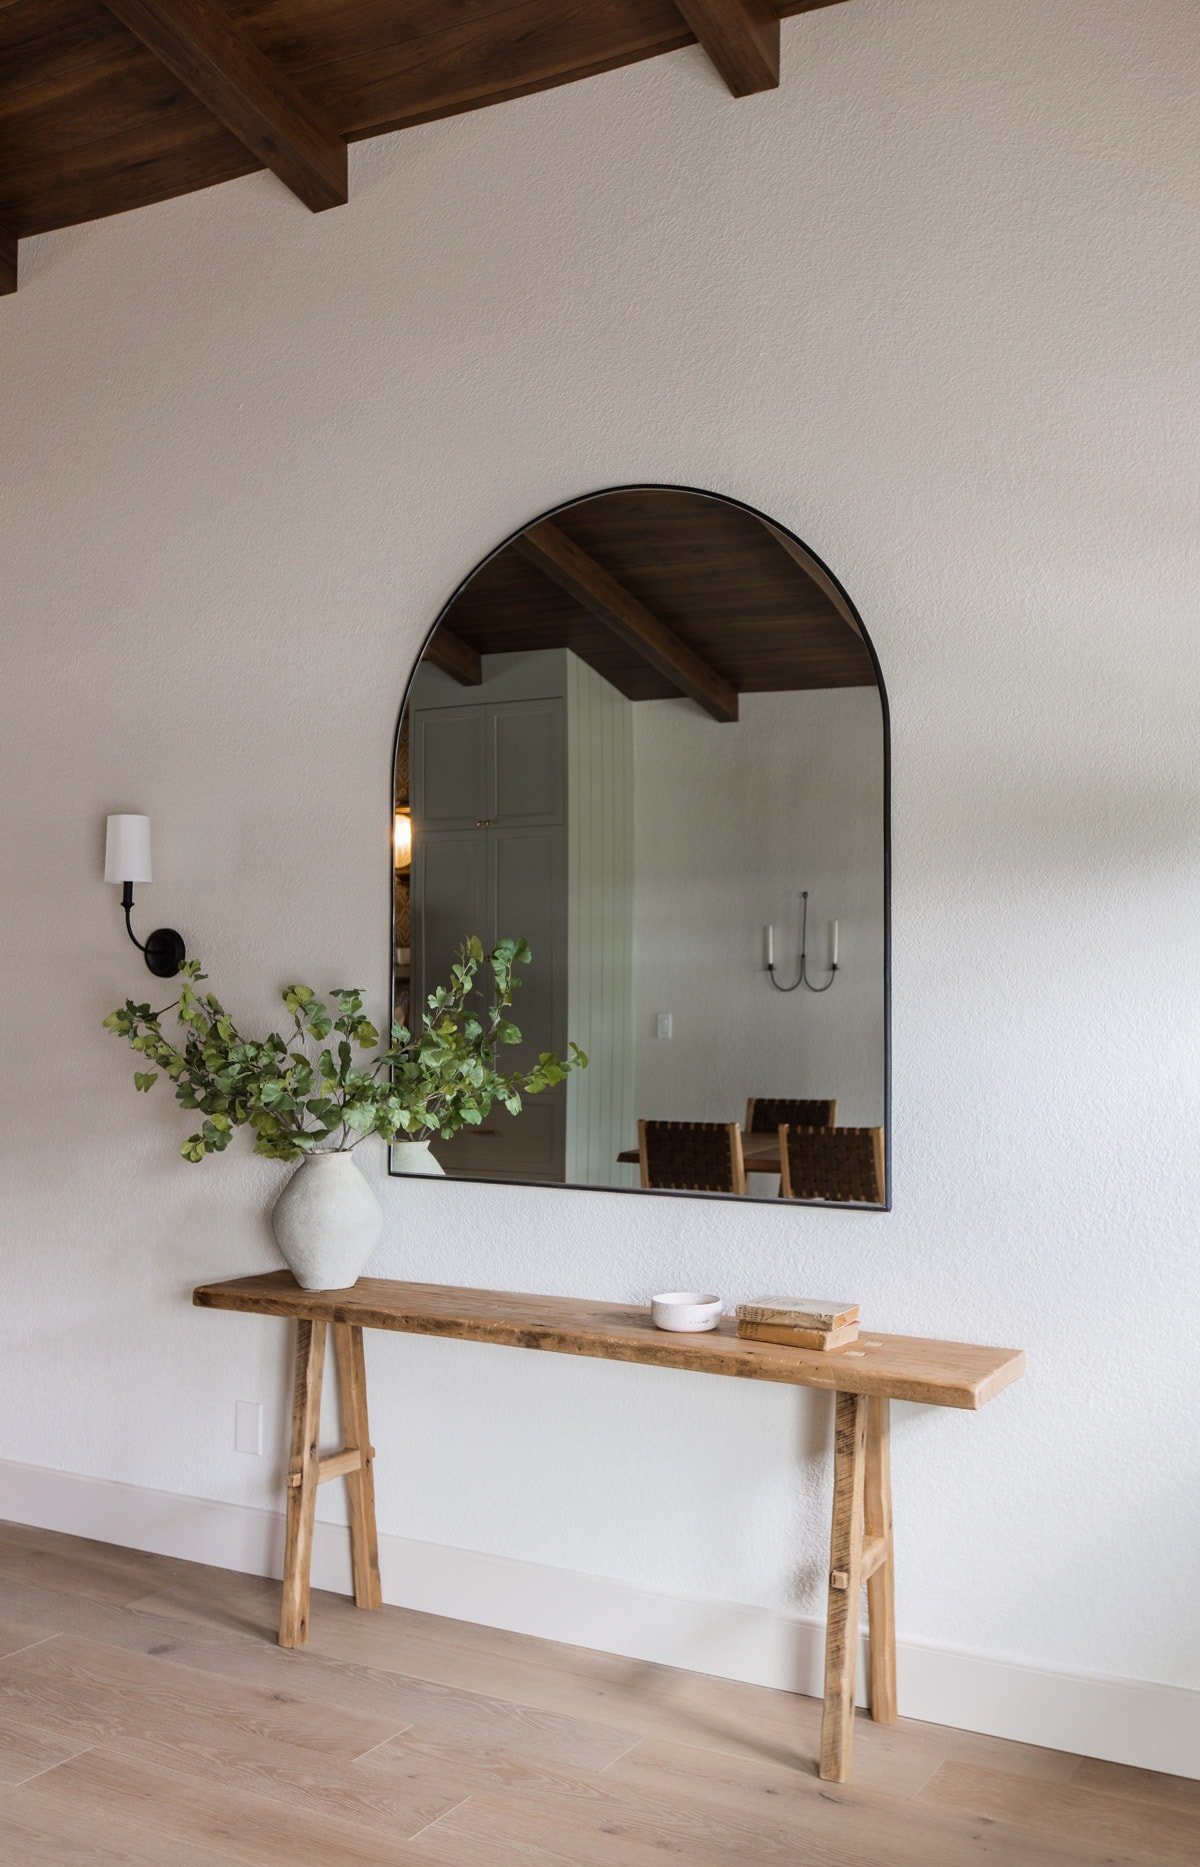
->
735;1297;860;1352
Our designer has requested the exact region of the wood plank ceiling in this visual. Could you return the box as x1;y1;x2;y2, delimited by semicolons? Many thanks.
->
0;0;851;293
429;488;877;714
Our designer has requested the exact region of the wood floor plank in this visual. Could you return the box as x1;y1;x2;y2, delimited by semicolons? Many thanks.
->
1;1525;1194;1867
0;1779;240;1866
600;1736;1128;1862
919;1759;1199;1863
0;1637;476;1840
0;1521;193;1606
411;1762;1141;1867
0;1710;88;1787
134;1565;850;1773
365;1723;988;1866
0;1572;630;1772
11;1744;436;1867
0;1617;56;1660
353;1718;631;1801
1069;1754;1200;1817
0;1634;403;1764
132;1566;1082;1795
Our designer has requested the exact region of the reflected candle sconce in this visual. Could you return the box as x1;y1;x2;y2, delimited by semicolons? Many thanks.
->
764;891;838;994
393;809;413;871
105;814;187;978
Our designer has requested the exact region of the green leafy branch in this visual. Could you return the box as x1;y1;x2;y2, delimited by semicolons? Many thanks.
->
104;936;586;1165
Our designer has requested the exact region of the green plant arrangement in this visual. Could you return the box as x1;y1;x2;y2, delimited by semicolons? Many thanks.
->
104;936;586;1163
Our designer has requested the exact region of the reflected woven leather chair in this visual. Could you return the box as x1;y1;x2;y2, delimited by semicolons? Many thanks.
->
638;1120;747;1194
778;1125;886;1205
745;1096;837;1134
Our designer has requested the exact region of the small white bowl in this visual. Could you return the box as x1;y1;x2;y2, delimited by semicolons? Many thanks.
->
651;1292;723;1333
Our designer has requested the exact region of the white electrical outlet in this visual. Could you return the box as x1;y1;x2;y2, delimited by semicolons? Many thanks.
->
235;1400;263;1456
655;1012;673;1039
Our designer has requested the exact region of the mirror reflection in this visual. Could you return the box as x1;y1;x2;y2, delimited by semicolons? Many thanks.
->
392;486;888;1205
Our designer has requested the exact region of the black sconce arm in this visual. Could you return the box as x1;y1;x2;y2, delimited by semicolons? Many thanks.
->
120;882;186;979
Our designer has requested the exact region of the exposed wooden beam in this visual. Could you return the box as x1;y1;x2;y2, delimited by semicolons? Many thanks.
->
424;627;482;687
674;0;780;97
98;0;347;212
516;520;739;723
0;223;15;296
763;521;865;642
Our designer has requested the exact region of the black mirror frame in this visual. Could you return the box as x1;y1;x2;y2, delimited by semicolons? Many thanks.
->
388;482;892;1211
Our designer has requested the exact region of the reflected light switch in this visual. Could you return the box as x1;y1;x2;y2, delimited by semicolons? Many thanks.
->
655;1013;673;1040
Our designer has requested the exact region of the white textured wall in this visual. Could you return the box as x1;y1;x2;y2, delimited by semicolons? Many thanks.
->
632;689;885;1141
2;0;1198;1702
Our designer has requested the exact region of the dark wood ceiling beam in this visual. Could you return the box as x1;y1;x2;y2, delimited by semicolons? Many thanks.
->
516;520;739;723
96;0;347;211
424;627;481;687
0;223;15;295
674;0;780;96
763;522;865;642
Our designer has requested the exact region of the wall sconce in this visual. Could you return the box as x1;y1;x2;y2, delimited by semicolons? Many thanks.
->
764;890;838;994
393;809;412;871
105;814;187;978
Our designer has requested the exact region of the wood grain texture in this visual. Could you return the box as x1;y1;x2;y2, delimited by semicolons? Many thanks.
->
674;0;780;95
441;489;876;704
97;0;347;210
1;1526;1194;1866
516;517;740;722
865;1395;897;1723
819;1389;868;1781
919;1758;1200;1864
0;0;856;249
279;1316;325;1647
194;1271;1027;1410
423;625;481;686
0;220;15;293
334;1322;383;1613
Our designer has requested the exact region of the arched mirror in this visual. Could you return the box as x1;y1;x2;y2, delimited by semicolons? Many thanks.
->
391;485;890;1206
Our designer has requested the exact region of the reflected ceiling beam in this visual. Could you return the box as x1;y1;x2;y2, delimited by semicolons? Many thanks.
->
425;627;481;687
98;0;347;212
674;0;780;96
0;222;15;296
763;522;865;643
517;519;739;723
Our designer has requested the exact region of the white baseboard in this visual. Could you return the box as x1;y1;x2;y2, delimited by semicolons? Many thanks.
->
3;1457;1196;1781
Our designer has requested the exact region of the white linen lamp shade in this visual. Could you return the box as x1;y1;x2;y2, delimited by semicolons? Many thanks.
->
105;814;152;885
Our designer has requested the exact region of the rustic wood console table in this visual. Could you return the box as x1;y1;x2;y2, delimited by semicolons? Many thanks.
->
193;1271;1025;1784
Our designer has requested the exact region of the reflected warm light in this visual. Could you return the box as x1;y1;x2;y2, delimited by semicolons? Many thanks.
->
393;810;412;870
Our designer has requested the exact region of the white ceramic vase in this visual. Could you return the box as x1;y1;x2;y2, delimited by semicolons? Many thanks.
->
391;1139;445;1177
271;1151;383;1291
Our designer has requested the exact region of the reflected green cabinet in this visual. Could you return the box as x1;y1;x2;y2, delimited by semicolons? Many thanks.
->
409;651;632;1185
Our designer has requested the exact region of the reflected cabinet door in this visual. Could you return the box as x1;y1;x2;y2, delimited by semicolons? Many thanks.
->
412;694;568;1183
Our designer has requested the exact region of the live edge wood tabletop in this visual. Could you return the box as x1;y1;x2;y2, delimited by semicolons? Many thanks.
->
192;1271;1026;1786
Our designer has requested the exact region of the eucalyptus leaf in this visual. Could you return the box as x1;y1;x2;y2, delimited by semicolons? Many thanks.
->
105;938;586;1164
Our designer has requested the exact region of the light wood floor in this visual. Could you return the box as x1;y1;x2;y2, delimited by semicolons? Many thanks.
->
0;1521;1194;1865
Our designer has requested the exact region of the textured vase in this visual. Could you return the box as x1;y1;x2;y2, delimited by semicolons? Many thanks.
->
391;1139;446;1177
271;1152;383;1291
